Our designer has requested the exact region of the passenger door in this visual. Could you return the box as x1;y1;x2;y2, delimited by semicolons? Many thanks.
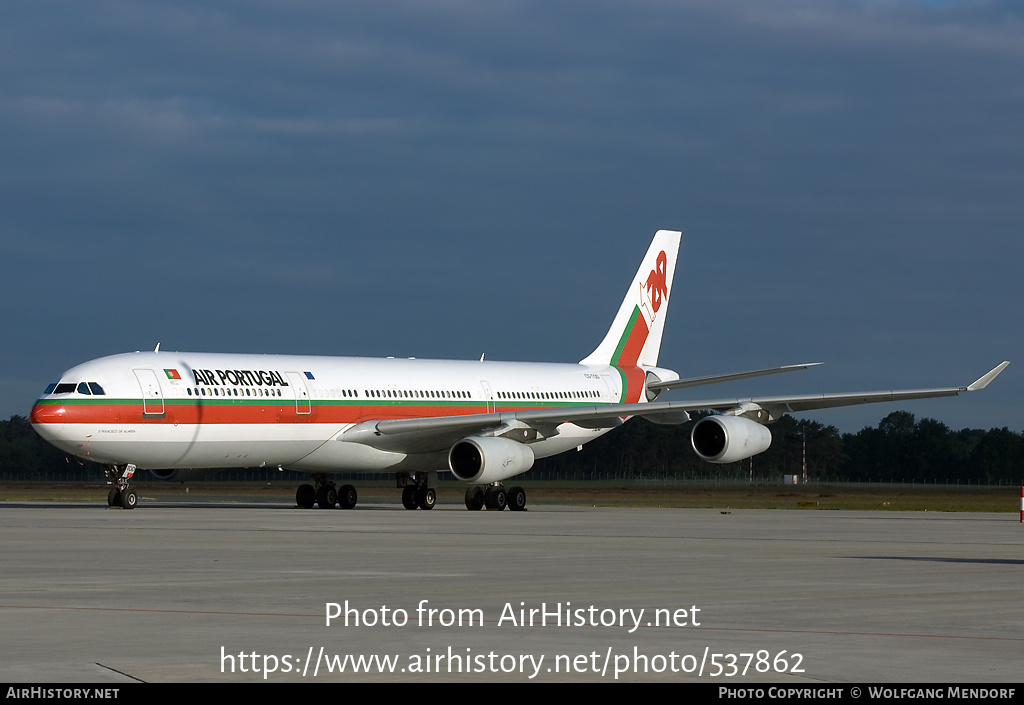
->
133;369;165;417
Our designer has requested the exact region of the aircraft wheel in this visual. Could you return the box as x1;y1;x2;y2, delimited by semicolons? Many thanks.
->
416;487;436;510
401;486;418;510
120;489;138;510
107;488;121;507
484;487;507;511
296;484;316;509
507;486;527;511
337;484;357;509
317;485;337;509
465;486;484;511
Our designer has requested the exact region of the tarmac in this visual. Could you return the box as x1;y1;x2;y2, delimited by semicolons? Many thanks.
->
0;497;1021;683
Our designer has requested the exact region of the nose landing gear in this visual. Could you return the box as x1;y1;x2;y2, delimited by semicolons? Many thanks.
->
104;464;138;510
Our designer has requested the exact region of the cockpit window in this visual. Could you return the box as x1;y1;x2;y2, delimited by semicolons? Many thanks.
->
50;381;106;395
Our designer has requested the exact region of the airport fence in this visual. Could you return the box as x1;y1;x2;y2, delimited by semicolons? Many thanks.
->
2;467;1021;489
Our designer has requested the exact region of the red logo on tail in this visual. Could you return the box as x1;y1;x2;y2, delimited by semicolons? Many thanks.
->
645;251;668;314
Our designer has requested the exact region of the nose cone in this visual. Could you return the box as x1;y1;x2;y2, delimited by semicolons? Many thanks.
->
30;401;65;440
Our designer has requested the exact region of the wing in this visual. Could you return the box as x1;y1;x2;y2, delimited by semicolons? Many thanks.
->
341;362;1009;454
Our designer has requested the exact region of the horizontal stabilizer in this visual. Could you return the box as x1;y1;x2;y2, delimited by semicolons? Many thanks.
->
648;362;821;391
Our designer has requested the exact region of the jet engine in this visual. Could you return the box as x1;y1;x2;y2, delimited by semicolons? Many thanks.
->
448;436;535;484
690;415;772;464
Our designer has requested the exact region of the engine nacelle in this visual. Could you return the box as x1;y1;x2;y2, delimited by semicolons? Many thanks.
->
149;468;220;483
449;436;535;484
691;415;772;464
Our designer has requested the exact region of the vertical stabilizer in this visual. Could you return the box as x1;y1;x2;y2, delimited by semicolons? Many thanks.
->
580;230;681;368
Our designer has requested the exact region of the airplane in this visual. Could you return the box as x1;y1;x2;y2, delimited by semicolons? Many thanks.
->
30;230;1008;511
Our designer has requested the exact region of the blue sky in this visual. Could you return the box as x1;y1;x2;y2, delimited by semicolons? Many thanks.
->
1;0;1019;432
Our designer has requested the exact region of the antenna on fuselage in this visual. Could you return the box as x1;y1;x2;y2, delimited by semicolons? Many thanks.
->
154;343;161;353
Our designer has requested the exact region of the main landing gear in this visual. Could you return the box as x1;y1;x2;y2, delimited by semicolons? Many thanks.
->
295;474;357;510
104;463;138;510
399;471;436;510
292;474;529;512
465;484;527;511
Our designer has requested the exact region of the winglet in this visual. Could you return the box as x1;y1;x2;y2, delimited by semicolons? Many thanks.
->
966;361;1010;391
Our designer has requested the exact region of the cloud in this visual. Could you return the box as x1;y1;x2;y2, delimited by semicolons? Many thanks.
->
1;0;1020;431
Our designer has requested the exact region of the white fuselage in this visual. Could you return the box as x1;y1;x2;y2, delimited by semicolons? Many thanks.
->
31;351;639;474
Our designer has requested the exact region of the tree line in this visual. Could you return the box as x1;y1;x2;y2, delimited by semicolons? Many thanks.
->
534;411;1023;484
3;411;1021;484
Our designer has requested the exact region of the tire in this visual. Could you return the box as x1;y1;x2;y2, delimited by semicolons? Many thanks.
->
484;487;507;511
416;487;436;510
317;485;337;509
507;486;527;511
296;484;316;509
464;486;484;511
120;489;137;510
107;488;120;507
402;485;418;510
338;484;358;509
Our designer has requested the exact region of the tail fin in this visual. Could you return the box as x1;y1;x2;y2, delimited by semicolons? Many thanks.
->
580;230;681;368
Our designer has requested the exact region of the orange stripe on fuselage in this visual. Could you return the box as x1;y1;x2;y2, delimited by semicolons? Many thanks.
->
31;401;564;426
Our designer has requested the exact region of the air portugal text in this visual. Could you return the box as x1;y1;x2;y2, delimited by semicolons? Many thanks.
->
191;368;290;388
